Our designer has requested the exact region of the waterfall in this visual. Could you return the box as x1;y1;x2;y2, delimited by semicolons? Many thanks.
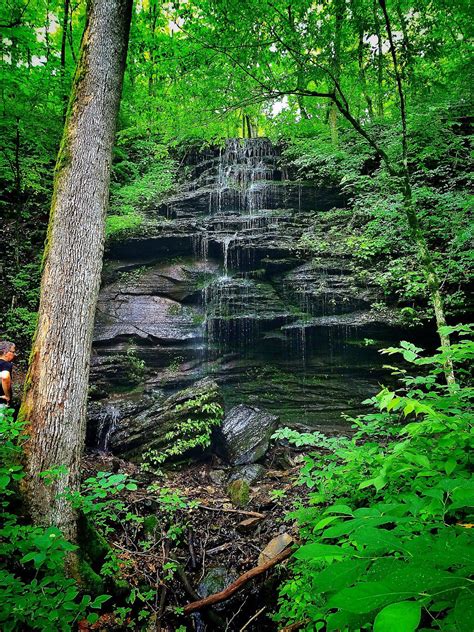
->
210;138;281;216
91;136;397;434
96;403;120;452
221;232;237;277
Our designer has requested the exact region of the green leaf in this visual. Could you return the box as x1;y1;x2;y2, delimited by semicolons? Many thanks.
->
444;458;457;475
328;581;408;614
454;589;474;632
90;594;111;609
353;526;403;554
451;483;474;510
323;504;354;516
313;515;339;530
323;516;394;539
294;542;351;560
404;452;431;469
373;601;421;632
359;475;387;491
313;559;368;593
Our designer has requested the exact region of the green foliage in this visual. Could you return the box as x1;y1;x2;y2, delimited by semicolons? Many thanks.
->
105;211;143;239
0;408;110;631
106;136;176;239
276;325;474;631
109;347;147;386
143;391;224;466
125;347;147;383
272;427;346;450
3;307;38;344
68;471;139;536
286;117;472;317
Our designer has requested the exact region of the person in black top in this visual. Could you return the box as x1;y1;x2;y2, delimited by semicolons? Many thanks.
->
0;340;16;407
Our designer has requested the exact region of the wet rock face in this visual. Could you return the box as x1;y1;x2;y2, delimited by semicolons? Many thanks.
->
216;405;279;465
88;378;222;460
88;138;404;454
279;260;376;316
94;259;219;345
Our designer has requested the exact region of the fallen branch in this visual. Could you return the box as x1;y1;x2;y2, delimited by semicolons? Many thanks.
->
171;556;226;629
184;547;292;614
206;542;233;555
197;504;265;519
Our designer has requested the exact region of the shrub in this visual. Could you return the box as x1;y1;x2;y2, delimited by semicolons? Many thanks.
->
275;325;474;631
143;391;224;467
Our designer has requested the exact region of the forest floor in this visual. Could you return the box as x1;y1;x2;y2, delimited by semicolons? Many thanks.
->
79;443;319;631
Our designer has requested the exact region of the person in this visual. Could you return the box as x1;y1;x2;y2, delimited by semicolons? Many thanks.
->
0;340;16;408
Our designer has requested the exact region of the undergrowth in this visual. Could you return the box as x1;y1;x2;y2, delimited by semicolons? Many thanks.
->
274;324;474;631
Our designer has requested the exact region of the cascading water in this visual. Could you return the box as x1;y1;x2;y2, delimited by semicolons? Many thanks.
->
96;403;120;452
92;136;403;431
202;139;284;350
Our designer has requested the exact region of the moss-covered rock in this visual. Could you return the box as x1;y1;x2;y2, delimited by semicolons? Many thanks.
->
227;479;250;507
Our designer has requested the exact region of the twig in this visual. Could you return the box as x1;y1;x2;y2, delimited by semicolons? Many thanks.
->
156;539;170;630
197;504;265;519
184;548;292;614
206;542;233;556
112;541;162;557
187;528;197;569
240;606;266;631
198;527;210;583
225;596;249;631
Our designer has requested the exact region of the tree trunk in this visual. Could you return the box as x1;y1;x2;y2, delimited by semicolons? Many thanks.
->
328;0;344;145
20;0;133;541
402;181;455;384
373;0;384;117
357;25;374;118
378;0;455;385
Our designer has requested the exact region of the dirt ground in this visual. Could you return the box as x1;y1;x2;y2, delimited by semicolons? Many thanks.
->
79;445;311;632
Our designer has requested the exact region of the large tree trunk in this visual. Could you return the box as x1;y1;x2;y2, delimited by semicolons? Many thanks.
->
20;0;133;541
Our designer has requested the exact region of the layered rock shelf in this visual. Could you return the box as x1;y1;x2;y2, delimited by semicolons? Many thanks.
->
88;138;403;457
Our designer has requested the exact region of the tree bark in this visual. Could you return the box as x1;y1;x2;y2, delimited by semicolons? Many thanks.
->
378;0;455;385
373;0;384;118
328;0;344;145
20;0;133;541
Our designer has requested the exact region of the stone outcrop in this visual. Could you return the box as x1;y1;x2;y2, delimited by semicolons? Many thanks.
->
216;404;279;465
88;378;222;460
88;138;403;455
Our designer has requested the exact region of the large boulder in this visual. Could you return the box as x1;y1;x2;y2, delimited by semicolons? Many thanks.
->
215;404;278;465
